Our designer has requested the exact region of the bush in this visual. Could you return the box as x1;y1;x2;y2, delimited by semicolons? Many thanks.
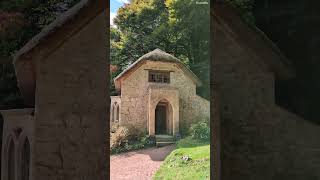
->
110;125;153;154
110;126;129;150
110;123;119;133
189;118;210;141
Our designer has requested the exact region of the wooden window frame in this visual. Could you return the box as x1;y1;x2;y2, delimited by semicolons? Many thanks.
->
148;70;171;84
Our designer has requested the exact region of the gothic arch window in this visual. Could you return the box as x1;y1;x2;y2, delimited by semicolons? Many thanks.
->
111;102;118;122
111;103;115;122
7;137;15;180
20;138;30;180
115;104;120;122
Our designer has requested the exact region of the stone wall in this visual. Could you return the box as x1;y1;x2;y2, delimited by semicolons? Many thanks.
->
0;108;34;180
120;60;210;134
213;12;320;180
33;12;108;180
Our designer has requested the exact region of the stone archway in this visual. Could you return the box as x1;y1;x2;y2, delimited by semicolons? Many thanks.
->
148;87;179;136
155;100;173;135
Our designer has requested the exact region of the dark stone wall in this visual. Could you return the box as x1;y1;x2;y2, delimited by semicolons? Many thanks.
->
0;113;3;178
212;13;320;180
33;12;108;180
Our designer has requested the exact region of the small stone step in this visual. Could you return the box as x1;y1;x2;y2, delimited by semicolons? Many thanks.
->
155;135;174;142
156;141;175;147
155;135;175;147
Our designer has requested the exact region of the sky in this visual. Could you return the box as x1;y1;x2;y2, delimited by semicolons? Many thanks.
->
110;0;130;26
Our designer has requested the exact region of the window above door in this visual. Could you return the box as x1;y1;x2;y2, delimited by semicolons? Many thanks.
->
148;70;170;84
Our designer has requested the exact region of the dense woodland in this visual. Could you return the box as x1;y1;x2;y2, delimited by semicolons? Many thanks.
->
1;0;320;124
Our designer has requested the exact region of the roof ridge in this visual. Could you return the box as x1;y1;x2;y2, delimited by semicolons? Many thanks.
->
114;49;202;89
13;0;100;64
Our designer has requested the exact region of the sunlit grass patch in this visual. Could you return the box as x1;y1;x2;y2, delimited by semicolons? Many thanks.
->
153;137;210;180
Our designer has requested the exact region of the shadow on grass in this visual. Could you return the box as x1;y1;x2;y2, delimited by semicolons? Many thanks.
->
176;138;210;148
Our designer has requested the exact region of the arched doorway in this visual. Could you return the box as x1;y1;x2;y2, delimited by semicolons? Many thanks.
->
155;100;173;135
148;88;179;136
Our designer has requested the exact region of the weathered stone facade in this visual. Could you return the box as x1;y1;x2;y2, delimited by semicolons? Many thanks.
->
0;109;34;180
32;12;108;180
212;2;320;180
2;1;109;180
113;49;210;136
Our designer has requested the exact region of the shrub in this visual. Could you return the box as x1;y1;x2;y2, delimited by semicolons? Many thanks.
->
110;126;129;150
110;123;119;133
189;118;210;141
110;125;152;154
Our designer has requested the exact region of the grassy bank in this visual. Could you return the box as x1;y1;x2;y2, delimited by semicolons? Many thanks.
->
153;137;210;180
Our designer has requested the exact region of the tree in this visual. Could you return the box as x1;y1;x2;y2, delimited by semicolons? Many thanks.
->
166;0;210;98
111;0;210;99
0;0;81;109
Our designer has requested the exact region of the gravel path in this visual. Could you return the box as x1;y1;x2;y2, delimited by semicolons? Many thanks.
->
110;145;176;180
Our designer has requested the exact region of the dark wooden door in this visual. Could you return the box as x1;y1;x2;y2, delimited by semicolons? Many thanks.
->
155;105;166;134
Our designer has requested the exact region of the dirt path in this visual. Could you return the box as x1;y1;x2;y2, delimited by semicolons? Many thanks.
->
110;145;176;180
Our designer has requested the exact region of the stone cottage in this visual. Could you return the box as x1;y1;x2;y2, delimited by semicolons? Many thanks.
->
0;0;320;180
110;49;210;136
0;1;108;180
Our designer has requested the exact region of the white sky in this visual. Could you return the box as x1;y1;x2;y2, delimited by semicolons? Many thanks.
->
110;12;117;27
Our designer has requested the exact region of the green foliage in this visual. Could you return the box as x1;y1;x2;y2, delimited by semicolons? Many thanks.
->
111;0;210;98
110;125;152;154
0;0;80;108
0;64;24;109
189;118;210;141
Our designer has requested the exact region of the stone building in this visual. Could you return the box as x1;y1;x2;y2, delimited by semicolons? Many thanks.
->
110;49;210;136
212;2;320;180
0;0;319;180
0;1;108;180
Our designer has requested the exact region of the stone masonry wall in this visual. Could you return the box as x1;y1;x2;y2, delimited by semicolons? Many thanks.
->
213;15;320;180
0;109;34;180
120;60;210;134
33;12;108;180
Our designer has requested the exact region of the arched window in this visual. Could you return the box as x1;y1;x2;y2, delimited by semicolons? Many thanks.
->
111;102;117;122
115;105;120;122
111;104;114;122
8;138;15;180
21;138;30;180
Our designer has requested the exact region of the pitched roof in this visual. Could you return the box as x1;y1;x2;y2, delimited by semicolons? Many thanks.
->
114;48;202;90
213;2;295;80
13;0;106;64
12;0;106;106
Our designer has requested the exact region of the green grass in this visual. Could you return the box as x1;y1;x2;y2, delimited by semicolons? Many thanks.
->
153;137;210;180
